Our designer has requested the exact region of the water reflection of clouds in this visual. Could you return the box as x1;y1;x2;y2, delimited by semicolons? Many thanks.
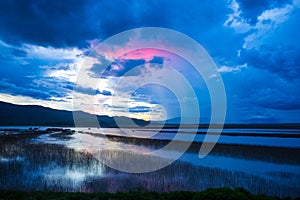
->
182;153;300;176
0;156;24;162
45;164;104;184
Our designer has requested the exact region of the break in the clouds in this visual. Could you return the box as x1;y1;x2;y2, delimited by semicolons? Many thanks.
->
0;0;299;123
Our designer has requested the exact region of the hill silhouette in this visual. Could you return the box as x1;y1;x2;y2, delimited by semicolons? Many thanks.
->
0;101;149;127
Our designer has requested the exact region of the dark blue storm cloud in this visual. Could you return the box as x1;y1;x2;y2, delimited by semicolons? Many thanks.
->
0;0;170;48
105;59;146;77
74;85;112;96
96;90;112;96
241;45;300;80
0;0;93;48
0;77;72;101
0;0;231;49
236;0;292;24
129;106;151;113
90;56;164;78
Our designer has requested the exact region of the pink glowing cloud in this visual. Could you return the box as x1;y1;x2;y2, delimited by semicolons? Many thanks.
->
119;48;170;62
87;30;181;64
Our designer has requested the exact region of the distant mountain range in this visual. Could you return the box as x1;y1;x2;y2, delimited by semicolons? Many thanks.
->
1;101;299;129
0;101;149;127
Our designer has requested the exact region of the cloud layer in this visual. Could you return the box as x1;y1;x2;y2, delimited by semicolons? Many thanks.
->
0;0;299;123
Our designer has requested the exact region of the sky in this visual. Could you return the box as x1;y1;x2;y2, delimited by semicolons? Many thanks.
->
0;0;299;123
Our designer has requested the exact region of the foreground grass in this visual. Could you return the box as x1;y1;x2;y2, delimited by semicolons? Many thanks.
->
0;188;299;200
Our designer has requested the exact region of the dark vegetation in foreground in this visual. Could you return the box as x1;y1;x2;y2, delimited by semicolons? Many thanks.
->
1;188;299;200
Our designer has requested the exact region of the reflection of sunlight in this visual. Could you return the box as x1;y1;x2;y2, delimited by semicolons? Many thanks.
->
65;170;86;182
0;156;24;162
143;115;150;122
44;162;104;187
76;129;153;154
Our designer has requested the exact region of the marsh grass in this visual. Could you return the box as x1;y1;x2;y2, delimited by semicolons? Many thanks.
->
0;130;299;197
81;131;300;165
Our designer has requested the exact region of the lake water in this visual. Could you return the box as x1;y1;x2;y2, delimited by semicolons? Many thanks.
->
0;127;299;197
